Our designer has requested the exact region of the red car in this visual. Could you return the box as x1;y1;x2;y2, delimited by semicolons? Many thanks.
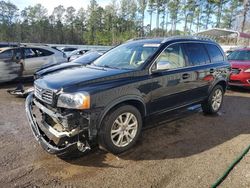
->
228;48;250;88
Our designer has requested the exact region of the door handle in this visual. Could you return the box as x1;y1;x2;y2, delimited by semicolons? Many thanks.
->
182;73;190;79
210;68;215;74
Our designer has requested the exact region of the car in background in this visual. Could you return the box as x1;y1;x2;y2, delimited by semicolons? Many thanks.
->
34;51;103;79
0;46;67;83
0;42;19;48
60;47;78;59
225;50;234;57
68;48;89;61
228;48;250;88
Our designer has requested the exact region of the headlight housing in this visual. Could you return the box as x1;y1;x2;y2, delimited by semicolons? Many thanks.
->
244;68;250;72
57;92;90;109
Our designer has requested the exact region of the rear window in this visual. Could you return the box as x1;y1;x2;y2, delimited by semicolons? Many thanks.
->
63;48;77;52
184;43;210;66
205;44;224;63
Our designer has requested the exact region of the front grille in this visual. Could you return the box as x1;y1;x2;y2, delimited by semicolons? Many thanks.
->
231;68;241;74
34;84;53;104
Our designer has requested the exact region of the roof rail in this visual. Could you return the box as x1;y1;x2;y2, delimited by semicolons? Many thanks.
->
20;43;49;47
126;37;145;42
161;35;214;43
126;35;214;44
126;37;163;42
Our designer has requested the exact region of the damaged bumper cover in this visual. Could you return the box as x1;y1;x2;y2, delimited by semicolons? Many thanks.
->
25;93;90;155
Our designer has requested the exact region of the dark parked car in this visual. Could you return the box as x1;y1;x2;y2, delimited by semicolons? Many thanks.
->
60;47;78;59
34;51;103;79
25;37;230;157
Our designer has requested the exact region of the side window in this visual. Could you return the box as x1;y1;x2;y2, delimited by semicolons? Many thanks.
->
0;50;14;59
33;48;54;57
14;49;23;60
24;48;37;58
155;43;185;70
205;44;224;63
184;43;210;66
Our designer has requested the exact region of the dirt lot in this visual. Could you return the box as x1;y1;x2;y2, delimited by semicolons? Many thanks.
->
0;84;249;188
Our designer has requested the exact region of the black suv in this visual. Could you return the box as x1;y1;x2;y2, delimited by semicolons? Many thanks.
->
25;37;230;157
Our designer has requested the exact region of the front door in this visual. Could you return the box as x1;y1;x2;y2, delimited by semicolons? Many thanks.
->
149;43;195;114
0;49;20;82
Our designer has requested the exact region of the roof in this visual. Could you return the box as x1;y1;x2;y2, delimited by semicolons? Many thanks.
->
195;28;250;39
127;36;214;44
127;38;164;43
161;36;213;43
0;47;12;52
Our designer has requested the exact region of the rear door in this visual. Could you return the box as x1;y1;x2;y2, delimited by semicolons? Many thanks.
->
181;42;214;100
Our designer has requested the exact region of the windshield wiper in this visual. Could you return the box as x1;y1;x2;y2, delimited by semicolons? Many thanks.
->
102;65;120;69
92;64;120;69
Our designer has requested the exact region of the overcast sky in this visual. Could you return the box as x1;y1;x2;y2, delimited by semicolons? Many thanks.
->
11;0;153;28
12;0;108;13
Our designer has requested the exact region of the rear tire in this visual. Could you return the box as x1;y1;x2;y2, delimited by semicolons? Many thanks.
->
202;85;224;115
98;105;142;154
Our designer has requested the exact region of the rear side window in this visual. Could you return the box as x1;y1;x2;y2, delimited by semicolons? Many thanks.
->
33;48;54;56
205;44;224;63
24;48;54;58
184;43;210;66
24;48;36;58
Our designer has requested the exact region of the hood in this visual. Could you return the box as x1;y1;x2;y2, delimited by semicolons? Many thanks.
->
35;65;132;91
35;62;82;78
229;60;250;69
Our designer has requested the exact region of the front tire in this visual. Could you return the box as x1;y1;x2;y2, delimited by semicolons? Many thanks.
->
98;105;142;154
202;85;224;115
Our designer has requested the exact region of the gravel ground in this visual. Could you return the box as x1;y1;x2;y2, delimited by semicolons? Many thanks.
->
0;83;249;188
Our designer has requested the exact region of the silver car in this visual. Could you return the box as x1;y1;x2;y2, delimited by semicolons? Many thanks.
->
0;46;67;83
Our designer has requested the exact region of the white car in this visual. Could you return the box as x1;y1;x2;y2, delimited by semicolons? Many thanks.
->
0;46;67;83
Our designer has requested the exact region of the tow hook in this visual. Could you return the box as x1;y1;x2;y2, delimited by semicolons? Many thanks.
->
77;140;91;152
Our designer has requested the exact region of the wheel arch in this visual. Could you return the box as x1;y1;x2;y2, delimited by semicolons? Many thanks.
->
209;79;227;93
97;96;146;130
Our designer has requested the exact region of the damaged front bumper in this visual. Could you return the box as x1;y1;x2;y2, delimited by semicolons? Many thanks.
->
25;93;91;155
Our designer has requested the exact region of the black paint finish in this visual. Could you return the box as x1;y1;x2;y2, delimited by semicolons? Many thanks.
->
28;37;231;153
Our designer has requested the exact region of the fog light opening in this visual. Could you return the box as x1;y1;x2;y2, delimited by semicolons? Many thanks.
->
77;140;91;152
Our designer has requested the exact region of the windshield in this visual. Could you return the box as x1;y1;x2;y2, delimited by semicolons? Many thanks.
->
93;42;160;70
228;50;250;61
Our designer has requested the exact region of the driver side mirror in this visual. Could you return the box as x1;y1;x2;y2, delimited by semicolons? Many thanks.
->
155;61;172;71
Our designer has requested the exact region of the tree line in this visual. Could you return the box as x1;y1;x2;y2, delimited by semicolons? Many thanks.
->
0;0;249;45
